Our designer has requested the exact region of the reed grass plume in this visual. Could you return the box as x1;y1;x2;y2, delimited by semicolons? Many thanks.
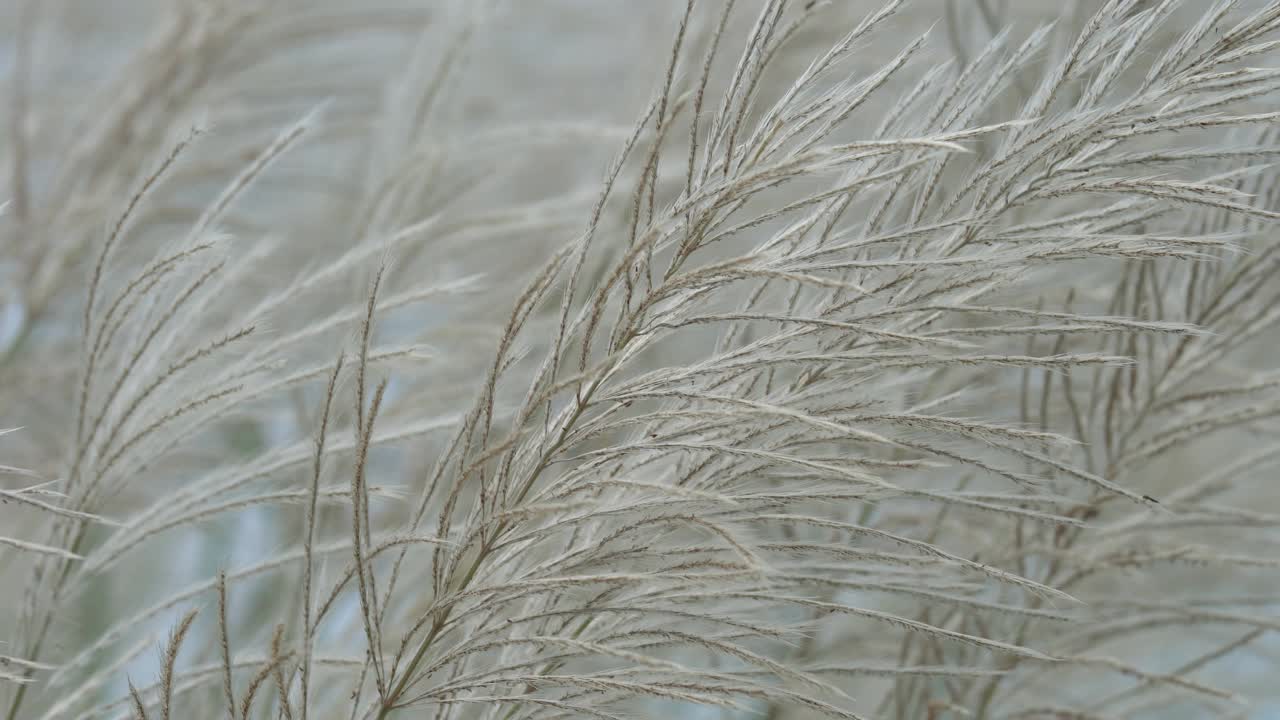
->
2;1;1280;718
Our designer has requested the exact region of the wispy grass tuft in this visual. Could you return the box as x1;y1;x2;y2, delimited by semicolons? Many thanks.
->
3;1;1280;719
